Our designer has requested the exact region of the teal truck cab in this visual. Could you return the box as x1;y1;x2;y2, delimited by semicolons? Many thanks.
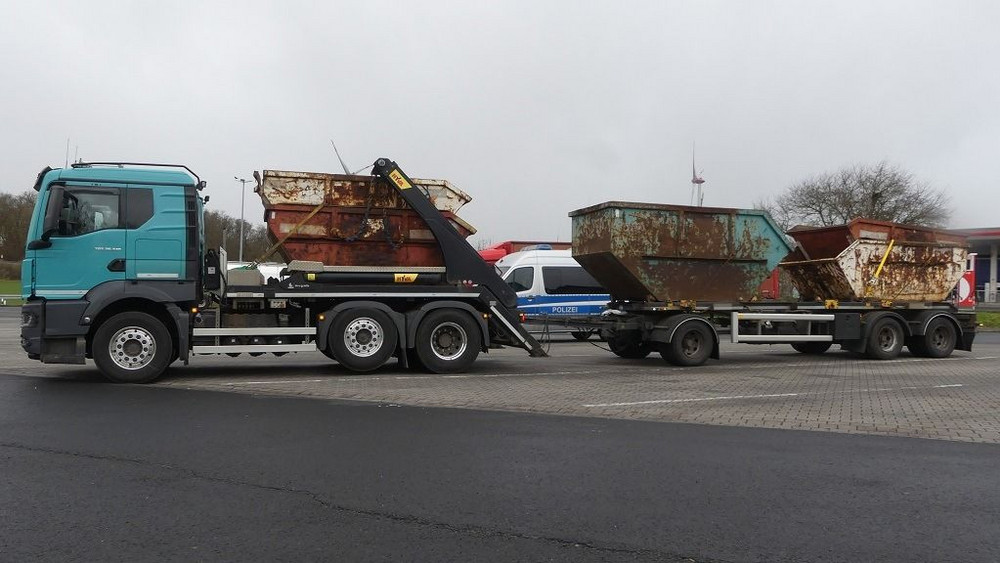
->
21;160;544;383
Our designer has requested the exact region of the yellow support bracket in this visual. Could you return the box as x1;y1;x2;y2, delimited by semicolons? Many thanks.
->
864;239;895;298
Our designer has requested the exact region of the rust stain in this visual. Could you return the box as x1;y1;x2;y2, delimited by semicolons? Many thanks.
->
570;202;789;301
782;220;968;301
257;170;475;267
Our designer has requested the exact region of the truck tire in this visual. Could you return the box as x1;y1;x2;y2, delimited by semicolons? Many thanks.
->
659;322;713;366
608;333;652;359
913;317;957;358
415;309;481;373
93;311;173;384
320;346;339;361
791;342;833;355
329;308;397;372
865;317;904;360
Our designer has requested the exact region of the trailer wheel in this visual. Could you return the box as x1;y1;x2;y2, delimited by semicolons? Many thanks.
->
608;333;652;359
914;317;957;358
660;322;713;366
93;312;173;384
329;308;397;372
791;342;833;355
865;317;904;360
415;309;481;373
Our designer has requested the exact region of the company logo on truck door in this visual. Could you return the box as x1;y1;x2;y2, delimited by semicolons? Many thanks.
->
388;169;412;190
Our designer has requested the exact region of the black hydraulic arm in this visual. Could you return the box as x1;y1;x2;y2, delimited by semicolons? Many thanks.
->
372;158;546;357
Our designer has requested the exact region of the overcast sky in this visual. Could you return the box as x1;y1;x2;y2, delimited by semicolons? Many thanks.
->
2;1;998;245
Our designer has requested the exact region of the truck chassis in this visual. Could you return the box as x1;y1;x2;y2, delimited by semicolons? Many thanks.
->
596;300;976;365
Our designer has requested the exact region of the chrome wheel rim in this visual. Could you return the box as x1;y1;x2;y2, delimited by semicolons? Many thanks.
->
344;317;384;357
109;326;156;371
429;322;467;361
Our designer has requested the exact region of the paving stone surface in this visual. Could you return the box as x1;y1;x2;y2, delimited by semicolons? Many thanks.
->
3;310;999;444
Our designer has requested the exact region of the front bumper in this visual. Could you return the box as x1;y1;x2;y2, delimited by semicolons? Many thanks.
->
20;299;88;364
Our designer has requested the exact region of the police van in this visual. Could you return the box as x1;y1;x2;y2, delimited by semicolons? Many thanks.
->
495;248;609;338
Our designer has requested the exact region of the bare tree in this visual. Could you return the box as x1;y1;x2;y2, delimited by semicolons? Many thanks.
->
0;191;37;261
756;161;951;230
203;210;271;261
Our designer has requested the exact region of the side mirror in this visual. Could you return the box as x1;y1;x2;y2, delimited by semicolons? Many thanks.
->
27;186;64;250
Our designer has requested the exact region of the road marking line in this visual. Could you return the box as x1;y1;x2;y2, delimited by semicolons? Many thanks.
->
584;383;967;408
585;393;800;407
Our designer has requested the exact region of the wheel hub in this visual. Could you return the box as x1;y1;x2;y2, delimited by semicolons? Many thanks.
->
344;317;383;357
109;326;156;370
878;327;897;351
430;322;467;361
681;332;702;356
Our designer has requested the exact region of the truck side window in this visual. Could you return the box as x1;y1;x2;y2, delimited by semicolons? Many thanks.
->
542;266;606;294
55;187;121;237
507;267;534;292
126;188;154;228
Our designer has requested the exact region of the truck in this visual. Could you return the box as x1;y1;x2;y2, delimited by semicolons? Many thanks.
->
19;158;976;383
569;201;976;365
19;159;546;383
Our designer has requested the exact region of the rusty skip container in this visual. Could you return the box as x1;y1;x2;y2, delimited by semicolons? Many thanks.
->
256;170;476;267
569;202;792;302
781;219;968;302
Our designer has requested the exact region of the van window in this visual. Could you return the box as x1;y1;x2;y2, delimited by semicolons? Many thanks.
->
542;266;605;294
507;267;534;292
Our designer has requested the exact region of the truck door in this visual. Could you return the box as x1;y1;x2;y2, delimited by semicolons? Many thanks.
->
31;185;126;299
123;187;187;282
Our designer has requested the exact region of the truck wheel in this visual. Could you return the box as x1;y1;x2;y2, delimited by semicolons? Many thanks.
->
608;333;652;359
660;322;713;366
915;317;957;358
865;317;904;360
571;330;594;341
93;312;173;384
791;342;833;355
329;308;397;372
415;309;481;373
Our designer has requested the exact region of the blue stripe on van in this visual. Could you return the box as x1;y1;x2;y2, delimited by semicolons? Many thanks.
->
517;294;609;317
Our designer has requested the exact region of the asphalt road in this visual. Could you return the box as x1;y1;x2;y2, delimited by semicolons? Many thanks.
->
2;306;999;561
2;374;999;561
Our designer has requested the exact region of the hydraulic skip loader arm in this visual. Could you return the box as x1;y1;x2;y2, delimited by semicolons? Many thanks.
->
372;157;547;357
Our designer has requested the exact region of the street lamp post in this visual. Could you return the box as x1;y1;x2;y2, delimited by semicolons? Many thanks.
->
234;176;249;263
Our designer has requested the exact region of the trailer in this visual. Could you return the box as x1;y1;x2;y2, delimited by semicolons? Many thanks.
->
569;201;976;365
19;158;546;383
